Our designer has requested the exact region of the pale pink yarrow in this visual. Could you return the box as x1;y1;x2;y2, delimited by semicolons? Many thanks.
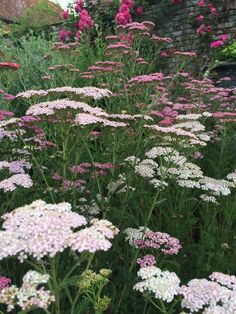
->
0;200;118;261
151;35;172;43
179;277;236;312
74;113;126;127
144;124;197;139
127;72;164;86
0;174;33;192
26;99;108;117
0;160;31;174
17;86;112;101
209;272;236;290
69;219;119;252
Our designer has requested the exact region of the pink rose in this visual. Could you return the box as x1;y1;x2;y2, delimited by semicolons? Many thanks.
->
197;0;206;6
121;0;134;9
197;15;204;22
210;40;224;48
210;7;217;14
196;24;205;35
78;9;93;31
115;4;132;25
62;8;69;20
218;34;228;41
75;0;83;12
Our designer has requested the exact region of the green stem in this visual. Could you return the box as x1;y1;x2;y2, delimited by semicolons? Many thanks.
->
50;257;60;314
116;191;160;313
60;261;81;287
147;297;167;313
19;135;55;203
70;254;94;314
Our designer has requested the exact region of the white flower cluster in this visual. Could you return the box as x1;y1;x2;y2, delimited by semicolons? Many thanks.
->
145;146;186;166
107;173;135;194
134;266;180;303
124;226;150;246
169;162;203;180
0;270;54;312
227;170;236;184
129;145;236;201
174;121;205;133
135;159;159;178
199;176;234;196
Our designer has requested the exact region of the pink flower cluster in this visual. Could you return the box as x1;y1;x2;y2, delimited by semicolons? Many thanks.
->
179;272;236;313
0;160;31;174
0;174;33;193
17;86;111;100
70;162;113;176
62;8;69;20
0;62;20;70
137;254;156;267
75;0;83;13
115;3;132;26
0;277;11;290
0;110;14;121
115;0;144;25
59;30;73;42
0;200;118;261
196;24;212;35
77;9;93;32
210;34;229;48
60;0;93;42
195;1;218;36
171;0;182;4
126;72;164;87
134;230;181;255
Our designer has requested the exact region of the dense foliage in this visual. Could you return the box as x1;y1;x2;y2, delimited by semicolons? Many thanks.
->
0;1;235;313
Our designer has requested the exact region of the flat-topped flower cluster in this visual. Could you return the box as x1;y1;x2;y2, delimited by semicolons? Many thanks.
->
0;200;119;261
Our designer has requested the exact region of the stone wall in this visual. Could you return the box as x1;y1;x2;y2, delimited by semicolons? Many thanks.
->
144;0;236;52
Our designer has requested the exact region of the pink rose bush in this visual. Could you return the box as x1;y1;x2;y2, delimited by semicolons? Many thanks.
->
59;0;93;42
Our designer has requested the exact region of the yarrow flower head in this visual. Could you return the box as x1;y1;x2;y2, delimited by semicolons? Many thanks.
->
134;230;182;255
179;272;236;313
0;277;11;290
17;86;112;101
0;174;33;192
0;200;118;261
0;62;20;70
0;270;54;312
124;226;181;254
134;266;181;303
137;254;156;267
